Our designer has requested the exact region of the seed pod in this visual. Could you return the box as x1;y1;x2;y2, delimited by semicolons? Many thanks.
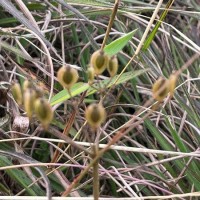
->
168;73;177;97
85;103;106;128
57;65;79;89
90;50;109;75
87;67;95;85
107;56;118;77
34;98;53;129
34;87;44;99
11;82;23;105
23;88;36;118
152;77;169;102
23;79;32;92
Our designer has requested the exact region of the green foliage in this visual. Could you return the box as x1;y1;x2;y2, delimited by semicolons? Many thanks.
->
0;156;45;196
0;0;199;198
33;142;50;163
51;69;148;105
104;30;137;56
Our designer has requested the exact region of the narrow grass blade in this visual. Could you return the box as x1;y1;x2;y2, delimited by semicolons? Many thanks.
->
165;117;188;153
145;119;200;190
54;0;91;24
0;0;51;47
143;0;174;51
0;41;33;61
0;156;45;196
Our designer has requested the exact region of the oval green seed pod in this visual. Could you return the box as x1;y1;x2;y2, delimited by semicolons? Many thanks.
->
11;82;23;105
23;88;36;118
23;79;32;92
34;98;53;129
90;50;109;75
87;67;95;85
107;56;118;77
168;73;177;98
57;65;79;89
152;77;169;102
85;103;106;128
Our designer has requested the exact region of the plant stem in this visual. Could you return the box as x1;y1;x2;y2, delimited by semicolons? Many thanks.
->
101;0;164;103
61;102;156;197
92;144;99;200
101;0;120;50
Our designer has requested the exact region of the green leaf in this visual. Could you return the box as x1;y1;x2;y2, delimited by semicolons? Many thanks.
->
165;117;200;175
26;3;46;11
0;156;45;196
142;0;174;51
0;41;33;61
50;69;148;106
165;117;188;153
50;82;90;106
0;0;51;47
0;182;10;195
0;17;18;26
144;119;173;151
104;29;137;56
144;119;200;191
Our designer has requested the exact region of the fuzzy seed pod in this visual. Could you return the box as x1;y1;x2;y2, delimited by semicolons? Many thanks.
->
23;79;32;92
87;67;95;85
107;56;118;77
34;87;44;99
168;73;177;97
11;82;23;105
152;77;169;102
57;65;79;89
85;103;106;128
34;98;53;129
23;89;36;118
90;50;109;75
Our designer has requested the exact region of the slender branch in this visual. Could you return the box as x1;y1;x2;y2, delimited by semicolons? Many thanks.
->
101;0;120;50
92;144;99;200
